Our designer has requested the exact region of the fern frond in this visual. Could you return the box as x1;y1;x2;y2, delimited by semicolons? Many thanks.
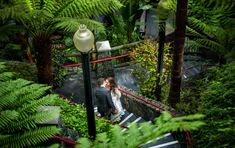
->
19;94;60;114
0;2;27;20
156;0;176;20
56;0;122;18
195;39;226;51
1;82;50;102
55;17;105;33
0;110;18;130
186;26;204;38
0;72;15;82
108;125;125;147
0;126;60;148
42;0;58;17
8;109;59;132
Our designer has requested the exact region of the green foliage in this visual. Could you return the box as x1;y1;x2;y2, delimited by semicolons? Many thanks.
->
52;48;67;87
155;0;235;62
130;41;172;99
1;60;38;82
76;111;205;148
0;0;122;35
192;62;235;147
0;62;60;147
186;0;235;62
0;0;122;84
53;98;113;138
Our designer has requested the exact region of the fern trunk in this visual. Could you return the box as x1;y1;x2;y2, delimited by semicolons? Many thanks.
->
18;33;34;64
168;0;188;107
33;33;53;85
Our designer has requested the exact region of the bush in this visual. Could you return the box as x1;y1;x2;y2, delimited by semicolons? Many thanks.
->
53;98;113;138
130;40;172;99
193;63;235;148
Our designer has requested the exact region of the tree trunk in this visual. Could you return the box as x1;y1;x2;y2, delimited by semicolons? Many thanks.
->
18;33;34;64
33;33;53;85
168;0;188;107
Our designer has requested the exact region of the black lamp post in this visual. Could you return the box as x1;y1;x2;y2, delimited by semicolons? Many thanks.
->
73;24;96;139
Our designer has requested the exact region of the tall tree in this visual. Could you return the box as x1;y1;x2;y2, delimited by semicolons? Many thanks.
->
0;0;122;85
168;0;188;107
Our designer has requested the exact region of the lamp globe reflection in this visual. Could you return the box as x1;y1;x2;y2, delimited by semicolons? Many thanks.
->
73;24;94;53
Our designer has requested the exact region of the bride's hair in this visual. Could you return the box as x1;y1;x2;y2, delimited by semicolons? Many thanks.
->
106;77;117;94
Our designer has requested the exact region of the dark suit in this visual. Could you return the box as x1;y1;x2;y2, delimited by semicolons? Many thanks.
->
95;86;115;118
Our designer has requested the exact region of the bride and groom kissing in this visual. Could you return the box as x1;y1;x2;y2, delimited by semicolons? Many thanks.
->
95;77;125;121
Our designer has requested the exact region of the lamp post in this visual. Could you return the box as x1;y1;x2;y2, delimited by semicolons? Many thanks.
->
73;24;96;139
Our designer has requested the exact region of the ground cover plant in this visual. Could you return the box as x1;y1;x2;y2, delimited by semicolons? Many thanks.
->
53;97;113;139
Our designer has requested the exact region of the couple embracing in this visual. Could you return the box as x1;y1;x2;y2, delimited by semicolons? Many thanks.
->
95;77;125;120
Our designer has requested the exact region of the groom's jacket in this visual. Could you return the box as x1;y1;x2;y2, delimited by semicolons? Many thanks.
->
95;87;115;117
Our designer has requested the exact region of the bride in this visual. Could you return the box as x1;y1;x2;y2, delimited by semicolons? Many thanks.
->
105;77;125;121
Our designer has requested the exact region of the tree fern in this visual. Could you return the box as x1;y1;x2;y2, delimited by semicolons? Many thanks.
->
0;63;61;147
0;0;123;84
186;0;234;59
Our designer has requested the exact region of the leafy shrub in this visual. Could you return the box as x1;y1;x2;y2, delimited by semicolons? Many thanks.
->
0;60;37;82
76;112;205;148
192;62;235;148
52;48;67;87
53;98;113;138
0;62;60;147
130;40;172;99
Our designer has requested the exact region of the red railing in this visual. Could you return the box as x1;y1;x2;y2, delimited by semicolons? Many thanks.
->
63;54;129;68
118;88;176;117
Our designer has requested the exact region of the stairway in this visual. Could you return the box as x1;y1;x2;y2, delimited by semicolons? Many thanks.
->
117;111;181;148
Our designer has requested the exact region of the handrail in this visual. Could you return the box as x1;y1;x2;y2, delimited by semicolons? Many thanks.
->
63;54;129;67
118;88;176;117
52;136;78;145
64;40;143;57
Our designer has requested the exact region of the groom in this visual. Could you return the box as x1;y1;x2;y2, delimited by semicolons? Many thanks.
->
95;78;116;119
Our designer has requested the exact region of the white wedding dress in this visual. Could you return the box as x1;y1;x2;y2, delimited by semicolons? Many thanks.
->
110;88;125;121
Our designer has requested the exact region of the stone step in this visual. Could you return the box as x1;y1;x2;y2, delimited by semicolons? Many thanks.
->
149;141;180;148
141;133;180;148
119;113;139;127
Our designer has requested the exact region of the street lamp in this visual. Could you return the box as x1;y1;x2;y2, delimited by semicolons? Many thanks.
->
73;24;96;139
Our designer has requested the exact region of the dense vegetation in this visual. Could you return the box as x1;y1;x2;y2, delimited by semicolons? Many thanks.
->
195;63;235;147
0;0;234;147
178;63;235;147
0;62;60;147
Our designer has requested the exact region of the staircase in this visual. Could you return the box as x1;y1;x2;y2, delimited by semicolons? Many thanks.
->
116;111;181;148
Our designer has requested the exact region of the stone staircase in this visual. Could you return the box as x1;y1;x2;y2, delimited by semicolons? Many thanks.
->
116;111;181;148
